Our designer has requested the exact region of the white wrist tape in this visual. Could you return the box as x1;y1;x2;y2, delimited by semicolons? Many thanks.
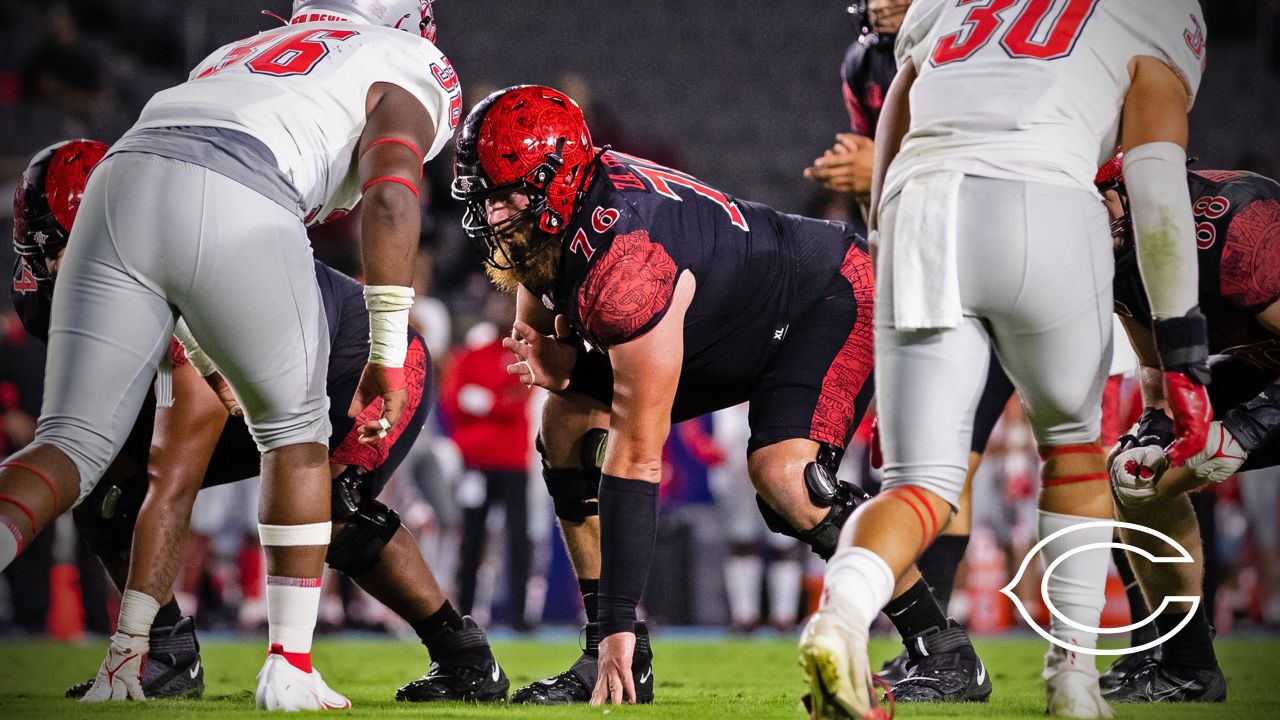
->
364;285;414;368
258;521;332;547
1124;141;1199;320
174;317;219;377
117;589;161;637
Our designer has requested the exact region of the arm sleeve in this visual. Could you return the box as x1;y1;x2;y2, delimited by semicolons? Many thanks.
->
1125;141;1200;320
577;229;679;348
1218;196;1280;312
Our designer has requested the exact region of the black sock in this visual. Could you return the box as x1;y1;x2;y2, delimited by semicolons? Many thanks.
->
916;534;969;611
884;578;949;641
1112;547;1158;646
579;578;600;624
153;597;183;628
1156;607;1218;671
412;601;465;658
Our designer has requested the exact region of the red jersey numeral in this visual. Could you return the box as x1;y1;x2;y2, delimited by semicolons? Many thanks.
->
431;61;463;129
609;156;748;232
931;0;1099;67
198;29;359;79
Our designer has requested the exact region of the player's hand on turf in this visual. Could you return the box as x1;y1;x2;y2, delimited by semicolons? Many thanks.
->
1162;371;1212;467
203;371;242;417
591;631;637;705
1109;445;1167;508
81;632;148;702
502;318;577;391
1185;421;1247;483
803;133;874;196
349;363;407;444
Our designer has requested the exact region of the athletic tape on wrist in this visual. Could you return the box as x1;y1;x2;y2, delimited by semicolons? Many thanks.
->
258;521;332;546
174;317;218;377
364;285;414;368
118;589;161;637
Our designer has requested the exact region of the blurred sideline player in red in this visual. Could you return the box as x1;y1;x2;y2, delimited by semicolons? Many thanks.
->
802;2;1210;719
452;83;987;707
0;0;461;710
10;138;509;704
1102;156;1280;703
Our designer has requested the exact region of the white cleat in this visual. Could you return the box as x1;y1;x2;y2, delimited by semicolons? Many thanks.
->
255;648;351;711
798;606;886;720
1044;646;1113;719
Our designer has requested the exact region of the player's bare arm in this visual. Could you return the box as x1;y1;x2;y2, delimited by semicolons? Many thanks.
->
590;271;693;707
867;57;915;236
350;82;436;440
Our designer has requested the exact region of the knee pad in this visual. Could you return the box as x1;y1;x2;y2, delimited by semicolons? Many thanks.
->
536;428;608;471
543;467;601;523
325;497;400;578
755;443;868;559
72;480;147;558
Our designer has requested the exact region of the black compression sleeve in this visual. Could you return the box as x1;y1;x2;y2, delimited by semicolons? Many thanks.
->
596;474;659;638
1222;383;1280;453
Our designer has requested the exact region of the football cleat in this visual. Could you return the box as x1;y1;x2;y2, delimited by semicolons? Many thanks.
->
877;649;912;685
255;646;350;711
396;617;508;702
798;606;887;720
1103;660;1226;703
1098;647;1158;692
66;616;205;700
510;621;654;704
891;620;991;703
1043;646;1113;719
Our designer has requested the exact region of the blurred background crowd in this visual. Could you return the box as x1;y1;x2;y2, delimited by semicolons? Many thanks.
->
1;0;1279;641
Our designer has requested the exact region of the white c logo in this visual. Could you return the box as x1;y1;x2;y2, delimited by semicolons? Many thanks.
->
1001;519;1199;657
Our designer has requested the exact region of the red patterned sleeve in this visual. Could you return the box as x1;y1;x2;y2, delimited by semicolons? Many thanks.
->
170;337;190;367
577;229;679;347
1220;198;1280;312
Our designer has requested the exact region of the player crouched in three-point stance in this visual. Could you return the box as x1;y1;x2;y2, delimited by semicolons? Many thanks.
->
453;85;985;707
1103;159;1280;703
10;141;506;704
0;0;461;710
802;1;1210;718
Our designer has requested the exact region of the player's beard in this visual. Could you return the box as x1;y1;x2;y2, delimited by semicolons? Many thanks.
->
484;229;563;295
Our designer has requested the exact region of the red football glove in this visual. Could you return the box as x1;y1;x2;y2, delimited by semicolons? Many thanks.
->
1162;371;1212;467
869;416;883;470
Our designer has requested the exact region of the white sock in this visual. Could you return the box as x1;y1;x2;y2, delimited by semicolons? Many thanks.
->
768;559;803;626
1038;510;1111;651
823;547;895;629
724;555;763;626
266;575;322;655
0;515;21;571
117;590;161;637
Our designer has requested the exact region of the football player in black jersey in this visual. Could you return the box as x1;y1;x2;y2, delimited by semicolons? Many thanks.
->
453;85;990;707
9;140;507;704
1101;157;1280;703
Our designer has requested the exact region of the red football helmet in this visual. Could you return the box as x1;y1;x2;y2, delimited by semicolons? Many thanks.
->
13;139;108;281
452;85;596;270
1095;149;1130;244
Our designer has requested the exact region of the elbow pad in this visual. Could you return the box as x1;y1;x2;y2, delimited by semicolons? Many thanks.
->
1124;142;1199;320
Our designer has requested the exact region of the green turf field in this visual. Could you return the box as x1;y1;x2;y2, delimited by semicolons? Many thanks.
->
0;635;1277;718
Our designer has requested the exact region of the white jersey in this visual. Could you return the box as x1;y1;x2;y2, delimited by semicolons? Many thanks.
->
131;21;461;224
886;0;1206;200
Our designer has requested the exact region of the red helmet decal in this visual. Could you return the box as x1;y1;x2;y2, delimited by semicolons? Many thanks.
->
1095;149;1124;188
475;86;594;227
44;140;107;233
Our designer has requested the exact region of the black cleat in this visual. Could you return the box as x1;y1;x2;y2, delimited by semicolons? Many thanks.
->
1099;646;1159;692
66;616;205;700
510;621;654;704
878;649;913;685
396;617;508;702
891;620;991;703
1103;660;1226;703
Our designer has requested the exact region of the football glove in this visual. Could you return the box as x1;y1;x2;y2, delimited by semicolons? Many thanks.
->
81;632;149;702
1185;421;1247;484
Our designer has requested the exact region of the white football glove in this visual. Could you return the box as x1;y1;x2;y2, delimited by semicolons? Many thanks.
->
1185;421;1247;484
81;632;149;702
1109;445;1168;508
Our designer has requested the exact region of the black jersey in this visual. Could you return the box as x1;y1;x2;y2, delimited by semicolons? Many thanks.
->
1114;170;1280;371
542;150;861;419
840;34;897;137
